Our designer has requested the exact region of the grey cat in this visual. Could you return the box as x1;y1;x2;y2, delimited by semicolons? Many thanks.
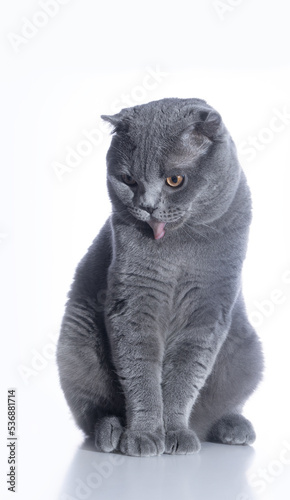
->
57;97;263;457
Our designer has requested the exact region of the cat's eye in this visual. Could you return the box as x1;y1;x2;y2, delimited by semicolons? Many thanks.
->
121;174;137;186
166;175;184;188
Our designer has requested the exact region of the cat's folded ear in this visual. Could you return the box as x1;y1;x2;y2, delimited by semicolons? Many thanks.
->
101;111;130;134
195;109;224;139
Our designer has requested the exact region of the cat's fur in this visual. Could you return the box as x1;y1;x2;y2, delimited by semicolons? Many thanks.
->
57;98;263;456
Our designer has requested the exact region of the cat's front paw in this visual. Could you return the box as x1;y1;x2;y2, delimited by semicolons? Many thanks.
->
95;416;123;453
165;429;201;455
119;429;165;457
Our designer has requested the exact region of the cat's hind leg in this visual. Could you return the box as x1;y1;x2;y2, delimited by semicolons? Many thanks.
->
207;413;256;445
190;297;263;444
57;300;126;452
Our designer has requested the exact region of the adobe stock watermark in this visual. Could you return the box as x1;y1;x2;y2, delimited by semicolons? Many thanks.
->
7;0;72;54
17;329;59;384
238;106;290;163
248;268;290;328
236;439;290;499
0;233;8;244
213;0;247;21
60;454;125;500
51;66;169;182
17;288;108;384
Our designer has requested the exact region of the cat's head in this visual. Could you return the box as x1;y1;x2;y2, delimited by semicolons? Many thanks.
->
102;98;241;240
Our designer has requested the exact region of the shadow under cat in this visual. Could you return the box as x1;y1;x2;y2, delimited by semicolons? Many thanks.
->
58;439;258;500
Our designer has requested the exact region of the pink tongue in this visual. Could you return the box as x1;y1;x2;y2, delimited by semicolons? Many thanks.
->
147;220;166;240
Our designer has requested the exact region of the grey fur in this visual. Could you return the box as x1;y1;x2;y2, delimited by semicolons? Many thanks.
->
57;97;263;457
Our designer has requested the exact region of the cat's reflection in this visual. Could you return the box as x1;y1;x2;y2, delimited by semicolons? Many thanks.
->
58;440;257;500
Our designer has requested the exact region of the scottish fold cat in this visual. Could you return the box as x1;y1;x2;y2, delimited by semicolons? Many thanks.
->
57;98;263;456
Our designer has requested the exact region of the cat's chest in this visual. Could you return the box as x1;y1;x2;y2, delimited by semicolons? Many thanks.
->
111;220;218;323
123;242;204;321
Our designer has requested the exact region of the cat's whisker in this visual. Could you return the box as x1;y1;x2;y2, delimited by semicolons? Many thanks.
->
198;222;220;234
112;208;143;230
187;214;221;234
181;225;206;243
182;224;211;241
111;208;131;215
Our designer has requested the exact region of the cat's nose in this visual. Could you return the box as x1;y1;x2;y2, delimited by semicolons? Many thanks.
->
140;205;156;215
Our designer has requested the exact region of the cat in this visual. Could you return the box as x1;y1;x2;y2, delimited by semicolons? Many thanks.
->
57;97;264;457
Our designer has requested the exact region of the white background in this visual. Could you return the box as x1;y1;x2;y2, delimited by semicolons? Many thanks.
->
1;1;290;499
